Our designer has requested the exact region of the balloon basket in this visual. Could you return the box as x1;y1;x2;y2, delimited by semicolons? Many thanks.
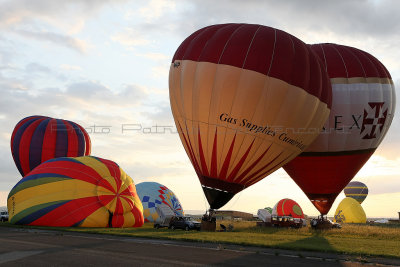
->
201;220;216;232
200;210;216;231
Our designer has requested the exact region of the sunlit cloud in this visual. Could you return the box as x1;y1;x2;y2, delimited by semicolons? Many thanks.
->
59;64;82;71
15;29;88;54
139;0;176;22
112;28;151;47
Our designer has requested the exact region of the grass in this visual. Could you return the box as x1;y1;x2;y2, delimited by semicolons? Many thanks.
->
1;220;400;259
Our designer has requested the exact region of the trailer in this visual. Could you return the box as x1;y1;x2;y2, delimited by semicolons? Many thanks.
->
153;204;175;229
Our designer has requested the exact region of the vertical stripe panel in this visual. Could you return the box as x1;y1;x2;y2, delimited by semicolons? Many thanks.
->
63;121;78;157
54;119;68;158
41;119;58;162
29;118;51;171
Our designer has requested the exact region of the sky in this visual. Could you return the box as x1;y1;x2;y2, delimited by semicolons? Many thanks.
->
0;0;399;218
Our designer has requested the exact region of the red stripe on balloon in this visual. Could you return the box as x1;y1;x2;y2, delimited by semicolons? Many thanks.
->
197;129;209;177
226;139;255;182
11;116;40;156
210;129;218;177
63;121;79;157
30;196;102;227
19;118;46;175
29;160;106;188
120;184;137;198
240;152;282;185
114;198;124;214
177;123;201;175
132;206;144;227
41;119;58;163
234;144;272;182
247;153;291;186
219;134;236;180
120;195;135;210
97;157;121;192
97;194;115;207
112;214;124;227
111;198;125;227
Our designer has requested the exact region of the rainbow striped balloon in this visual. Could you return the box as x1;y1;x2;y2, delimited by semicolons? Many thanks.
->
7;156;144;227
11;115;91;177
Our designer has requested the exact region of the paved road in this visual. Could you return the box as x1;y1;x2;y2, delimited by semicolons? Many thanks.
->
0;227;397;266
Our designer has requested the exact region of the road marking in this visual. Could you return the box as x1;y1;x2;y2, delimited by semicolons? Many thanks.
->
0;250;44;264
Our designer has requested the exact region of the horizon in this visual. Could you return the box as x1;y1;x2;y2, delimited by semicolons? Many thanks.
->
1;0;399;219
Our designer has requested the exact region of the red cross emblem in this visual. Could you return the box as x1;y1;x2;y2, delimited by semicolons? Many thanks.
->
360;102;387;139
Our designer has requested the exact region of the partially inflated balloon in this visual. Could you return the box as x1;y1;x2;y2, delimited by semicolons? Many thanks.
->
334;197;366;224
284;43;395;215
7;156;143;227
11;115;91;176
344;181;368;204
136;182;184;222
272;198;304;219
169;23;332;209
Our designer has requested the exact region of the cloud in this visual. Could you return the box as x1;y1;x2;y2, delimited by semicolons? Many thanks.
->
136;52;170;78
111;28;151;48
137;52;169;61
25;62;51;73
138;0;176;22
0;0;129;54
162;0;400;39
59;64;82;71
15;29;88;54
0;0;128;30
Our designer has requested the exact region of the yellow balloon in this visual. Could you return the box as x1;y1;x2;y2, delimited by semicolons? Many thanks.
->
334;197;366;224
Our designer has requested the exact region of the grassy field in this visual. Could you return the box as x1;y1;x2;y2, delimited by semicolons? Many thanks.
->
1;220;400;259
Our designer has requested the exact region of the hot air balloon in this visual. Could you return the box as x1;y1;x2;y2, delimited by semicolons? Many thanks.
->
169;23;332;210
7;156;143;227
334;197;366;224
11;115;91;177
284;43;396;216
344;181;368;204
272;198;304;219
136;182;184;222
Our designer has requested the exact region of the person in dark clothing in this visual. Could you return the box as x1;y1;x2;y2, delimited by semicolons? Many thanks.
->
108;210;113;227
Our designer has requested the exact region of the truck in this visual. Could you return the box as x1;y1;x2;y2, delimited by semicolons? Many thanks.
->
153;204;175;229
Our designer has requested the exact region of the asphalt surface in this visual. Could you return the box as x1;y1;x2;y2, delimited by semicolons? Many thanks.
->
0;227;399;266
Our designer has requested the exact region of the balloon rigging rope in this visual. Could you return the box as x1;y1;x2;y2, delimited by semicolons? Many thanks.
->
201;189;209;212
226;188;244;210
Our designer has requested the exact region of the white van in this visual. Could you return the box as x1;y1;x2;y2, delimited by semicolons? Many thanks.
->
0;211;8;222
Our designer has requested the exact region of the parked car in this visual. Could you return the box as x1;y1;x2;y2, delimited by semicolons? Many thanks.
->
310;217;341;229
0;211;9;222
271;215;304;228
169;216;201;231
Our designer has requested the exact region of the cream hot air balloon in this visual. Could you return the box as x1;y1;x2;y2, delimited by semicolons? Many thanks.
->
284;43;396;216
169;23;332;209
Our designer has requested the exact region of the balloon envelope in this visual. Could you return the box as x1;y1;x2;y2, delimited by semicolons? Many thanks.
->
11;115;91;177
334;197;366;224
136;182;184;222
7;156;143;227
284;43;395;215
344;181;368;204
272;198;304;219
169;23;332;209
